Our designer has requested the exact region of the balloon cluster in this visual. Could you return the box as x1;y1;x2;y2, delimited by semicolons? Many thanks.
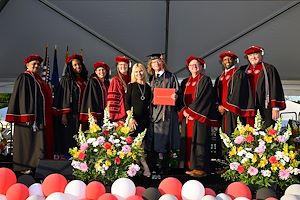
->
2;167;300;200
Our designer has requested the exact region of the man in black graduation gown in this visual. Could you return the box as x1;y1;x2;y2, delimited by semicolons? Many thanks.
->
214;51;255;135
240;45;286;128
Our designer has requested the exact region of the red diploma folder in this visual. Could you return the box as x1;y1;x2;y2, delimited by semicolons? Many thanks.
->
153;88;176;106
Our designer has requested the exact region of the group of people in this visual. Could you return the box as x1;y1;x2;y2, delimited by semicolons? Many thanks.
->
6;45;286;178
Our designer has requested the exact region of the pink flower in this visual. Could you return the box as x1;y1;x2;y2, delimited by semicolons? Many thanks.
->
268;128;277;136
254;145;266;154
97;136;105;144
245;135;254;143
80;162;88;172
279;169;290;180
80;143;88;151
234;136;245;144
230;162;240;170
122;145;131;153
247;166;258;176
127;164;140;177
277;135;286;143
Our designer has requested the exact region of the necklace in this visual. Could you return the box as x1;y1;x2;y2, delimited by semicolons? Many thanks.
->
137;83;146;101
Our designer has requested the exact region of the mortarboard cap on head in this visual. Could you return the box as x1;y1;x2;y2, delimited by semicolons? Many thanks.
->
115;55;129;64
93;61;110;72
185;55;206;69
23;54;43;65
219;51;239;63
244;45;264;56
66;54;83;64
147;53;165;60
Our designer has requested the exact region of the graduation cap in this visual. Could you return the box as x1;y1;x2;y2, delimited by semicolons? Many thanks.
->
219;51;239;63
185;55;206;69
115;55;129;64
244;45;264;56
147;53;165;60
24;54;43;64
93;61;110;72
66;54;83;64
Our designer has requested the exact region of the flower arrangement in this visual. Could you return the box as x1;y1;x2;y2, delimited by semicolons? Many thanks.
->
69;108;146;185
220;112;300;189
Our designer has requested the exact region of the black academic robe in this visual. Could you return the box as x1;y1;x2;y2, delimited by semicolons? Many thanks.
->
144;71;180;153
6;71;53;171
240;62;286;127
214;67;255;135
178;74;219;171
79;75;108;125
53;76;86;155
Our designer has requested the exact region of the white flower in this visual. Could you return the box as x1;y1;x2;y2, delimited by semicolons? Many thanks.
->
114;139;120;144
245;152;254;159
230;162;240;170
92;140;99;147
259;131;266;136
280;159;286;166
87;138;96;144
253;131;260;136
292;168;300;175
93;149;98;152
241;157;248;164
237;150;247;157
283;155;290;163
261;170;271;177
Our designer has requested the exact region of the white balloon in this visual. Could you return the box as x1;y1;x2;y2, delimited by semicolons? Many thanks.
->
29;183;44;197
159;194;178;200
234;197;250;200
216;193;232;200
111;178;136;200
280;194;300;200
26;195;45;200
181;180;205;200
64;180;86;199
285;184;300;196
45;192;66;200
0;194;6;200
201;195;217;200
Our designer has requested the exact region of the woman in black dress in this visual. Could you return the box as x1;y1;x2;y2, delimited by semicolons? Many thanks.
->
125;63;151;177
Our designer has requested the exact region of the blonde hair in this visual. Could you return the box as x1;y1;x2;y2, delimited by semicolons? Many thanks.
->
131;63;148;83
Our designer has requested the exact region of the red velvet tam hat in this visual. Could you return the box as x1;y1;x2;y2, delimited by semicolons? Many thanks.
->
244;45;264;55
219;51;238;60
23;54;43;64
66;54;83;64
185;56;206;69
115;55;129;64
93;61;110;72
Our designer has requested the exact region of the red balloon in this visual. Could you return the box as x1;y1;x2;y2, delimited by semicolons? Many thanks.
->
6;183;29;200
205;188;216;197
0;167;17;194
97;193;118;200
135;186;146;197
86;181;106;200
126;195;143;200
225;182;252;199
158;177;182;200
265;198;278;200
41;173;67;197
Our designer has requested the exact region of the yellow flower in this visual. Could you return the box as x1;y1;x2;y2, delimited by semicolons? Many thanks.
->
94;162;101;171
289;151;296;160
291;160;299;168
90;123;101;133
229;146;237;157
119;152;125;159
283;144;288;154
127;152;132;157
258;156;268;168
121;126;131;135
263;135;273;143
252;153;258;163
105;160;112;167
131;153;136;160
278;163;285;170
73;150;81;159
271;163;278;172
107;149;113;156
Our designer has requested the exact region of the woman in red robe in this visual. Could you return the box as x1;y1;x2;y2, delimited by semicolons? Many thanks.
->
107;56;130;122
